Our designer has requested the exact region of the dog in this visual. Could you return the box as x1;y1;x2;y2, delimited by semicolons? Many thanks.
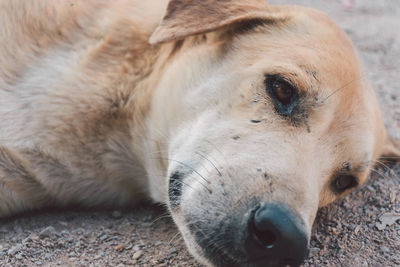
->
0;0;399;266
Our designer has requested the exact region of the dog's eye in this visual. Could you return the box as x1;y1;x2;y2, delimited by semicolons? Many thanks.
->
332;175;358;193
265;75;298;116
271;79;294;104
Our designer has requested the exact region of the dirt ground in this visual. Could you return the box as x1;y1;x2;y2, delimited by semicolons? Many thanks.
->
0;1;399;266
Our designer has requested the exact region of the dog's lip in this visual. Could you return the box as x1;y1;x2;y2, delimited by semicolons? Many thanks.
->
202;242;303;267
250;256;302;267
220;256;299;267
204;245;247;267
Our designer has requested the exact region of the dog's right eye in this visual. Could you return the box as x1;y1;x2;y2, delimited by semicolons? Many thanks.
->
265;75;298;116
331;175;358;193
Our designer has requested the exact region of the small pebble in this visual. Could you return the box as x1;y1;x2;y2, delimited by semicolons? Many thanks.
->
132;250;143;260
114;243;125;251
168;247;178;255
7;244;22;256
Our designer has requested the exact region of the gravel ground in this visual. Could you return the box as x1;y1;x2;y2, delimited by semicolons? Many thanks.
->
0;1;399;266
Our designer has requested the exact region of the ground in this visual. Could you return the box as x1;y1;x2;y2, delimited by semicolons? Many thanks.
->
0;1;399;266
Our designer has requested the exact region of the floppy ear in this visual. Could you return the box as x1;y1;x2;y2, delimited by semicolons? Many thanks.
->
149;0;285;44
380;135;400;162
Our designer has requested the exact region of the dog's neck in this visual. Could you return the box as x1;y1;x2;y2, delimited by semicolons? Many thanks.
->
139;33;229;202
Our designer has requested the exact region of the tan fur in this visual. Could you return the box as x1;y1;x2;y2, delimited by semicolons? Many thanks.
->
149;0;286;43
0;0;398;266
0;0;168;210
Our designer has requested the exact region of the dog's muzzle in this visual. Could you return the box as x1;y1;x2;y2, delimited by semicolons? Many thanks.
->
190;202;308;267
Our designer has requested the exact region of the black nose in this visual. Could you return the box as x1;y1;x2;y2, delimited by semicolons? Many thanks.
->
246;203;308;266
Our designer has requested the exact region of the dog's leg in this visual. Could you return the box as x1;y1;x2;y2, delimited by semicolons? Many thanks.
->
0;146;51;217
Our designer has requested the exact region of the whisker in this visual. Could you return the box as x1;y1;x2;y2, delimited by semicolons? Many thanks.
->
152;157;212;193
204;139;225;160
369;168;390;181
149;213;171;226
195;151;222;177
155;157;210;184
374;160;400;180
320;74;366;104
168;231;182;246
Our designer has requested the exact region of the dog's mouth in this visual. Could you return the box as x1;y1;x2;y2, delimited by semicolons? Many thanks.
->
194;242;302;267
180;201;309;267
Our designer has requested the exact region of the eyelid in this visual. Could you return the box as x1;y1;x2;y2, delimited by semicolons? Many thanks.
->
264;75;298;96
265;72;305;92
266;74;296;88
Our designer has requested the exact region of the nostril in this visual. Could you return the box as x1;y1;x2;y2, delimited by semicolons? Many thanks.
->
251;205;281;250
254;228;277;249
246;203;308;266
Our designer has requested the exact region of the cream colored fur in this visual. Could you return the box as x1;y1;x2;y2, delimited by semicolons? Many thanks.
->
0;1;399;266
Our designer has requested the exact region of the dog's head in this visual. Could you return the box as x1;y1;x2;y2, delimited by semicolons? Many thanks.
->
148;1;400;266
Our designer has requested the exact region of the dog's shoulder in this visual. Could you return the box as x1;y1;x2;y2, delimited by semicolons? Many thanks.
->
0;0;166;164
0;0;166;124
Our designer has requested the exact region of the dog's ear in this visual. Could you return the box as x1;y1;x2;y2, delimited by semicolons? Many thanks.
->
149;0;285;44
380;134;400;162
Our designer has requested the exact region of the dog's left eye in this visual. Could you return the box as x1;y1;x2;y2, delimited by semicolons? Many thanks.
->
271;79;294;104
265;75;298;115
332;175;358;193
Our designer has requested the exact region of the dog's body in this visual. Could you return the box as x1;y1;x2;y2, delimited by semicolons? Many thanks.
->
0;0;167;212
1;1;399;266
